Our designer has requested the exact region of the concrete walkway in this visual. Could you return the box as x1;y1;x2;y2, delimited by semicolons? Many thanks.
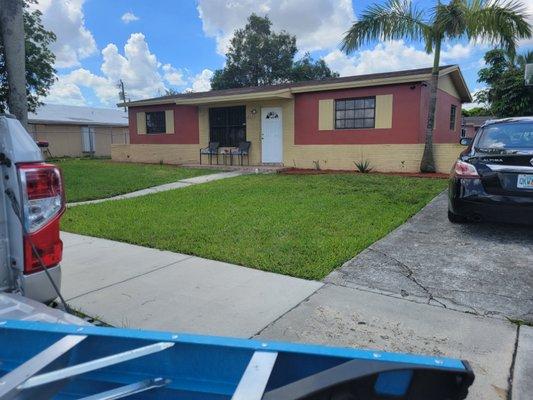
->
61;232;322;337
68;171;245;207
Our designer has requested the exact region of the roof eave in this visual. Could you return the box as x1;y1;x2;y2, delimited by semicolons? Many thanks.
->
28;119;128;127
173;89;293;105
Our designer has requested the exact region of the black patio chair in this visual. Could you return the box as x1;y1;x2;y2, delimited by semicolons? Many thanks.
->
230;141;251;166
200;141;220;165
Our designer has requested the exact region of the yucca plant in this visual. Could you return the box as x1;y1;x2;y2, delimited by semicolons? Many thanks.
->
341;0;531;173
354;160;373;173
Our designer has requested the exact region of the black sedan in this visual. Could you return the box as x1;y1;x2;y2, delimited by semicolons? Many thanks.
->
448;117;533;224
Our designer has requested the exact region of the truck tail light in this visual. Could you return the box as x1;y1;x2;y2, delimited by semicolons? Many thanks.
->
452;160;480;178
18;163;65;274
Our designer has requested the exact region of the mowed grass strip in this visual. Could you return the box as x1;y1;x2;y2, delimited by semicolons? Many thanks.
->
62;174;446;280
56;158;215;202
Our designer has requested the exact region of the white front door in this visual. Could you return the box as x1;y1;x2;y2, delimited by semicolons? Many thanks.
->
261;107;283;163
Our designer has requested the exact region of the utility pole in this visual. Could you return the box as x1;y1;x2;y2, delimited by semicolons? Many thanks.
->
117;79;127;112
0;0;28;127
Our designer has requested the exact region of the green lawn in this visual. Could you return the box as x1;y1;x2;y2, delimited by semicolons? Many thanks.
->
62;174;446;280
56;158;215;202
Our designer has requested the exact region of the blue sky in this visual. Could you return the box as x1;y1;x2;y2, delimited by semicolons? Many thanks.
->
34;0;533;109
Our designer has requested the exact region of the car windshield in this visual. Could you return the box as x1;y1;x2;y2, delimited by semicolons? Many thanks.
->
476;122;533;153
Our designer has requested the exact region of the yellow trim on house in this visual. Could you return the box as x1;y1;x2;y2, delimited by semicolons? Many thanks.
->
164;110;174;134
374;94;393;129
318;99;334;131
438;74;460;98
136;112;146;134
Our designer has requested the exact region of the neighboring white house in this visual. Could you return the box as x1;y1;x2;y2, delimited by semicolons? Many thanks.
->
27;104;129;157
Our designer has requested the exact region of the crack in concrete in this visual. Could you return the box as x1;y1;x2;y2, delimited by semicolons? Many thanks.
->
368;248;448;308
507;325;521;400
66;256;195;301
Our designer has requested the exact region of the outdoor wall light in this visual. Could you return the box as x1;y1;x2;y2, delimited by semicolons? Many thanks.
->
250;109;257;115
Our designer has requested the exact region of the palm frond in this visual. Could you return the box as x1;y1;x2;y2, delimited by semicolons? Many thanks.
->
465;0;532;55
516;50;533;68
432;0;469;38
341;0;432;54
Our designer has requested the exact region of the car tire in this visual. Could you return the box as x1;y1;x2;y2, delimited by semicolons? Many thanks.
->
448;210;467;223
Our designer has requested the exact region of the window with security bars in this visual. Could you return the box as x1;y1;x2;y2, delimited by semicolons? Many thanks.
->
335;97;375;129
145;111;166;134
209;106;246;147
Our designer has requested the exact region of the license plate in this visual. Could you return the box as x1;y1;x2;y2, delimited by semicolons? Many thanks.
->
517;174;533;189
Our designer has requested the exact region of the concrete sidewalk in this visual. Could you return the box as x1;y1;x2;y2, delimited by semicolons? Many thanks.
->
61;232;322;337
68;171;245;207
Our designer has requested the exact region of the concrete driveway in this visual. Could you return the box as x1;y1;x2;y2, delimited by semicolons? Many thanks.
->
326;192;533;322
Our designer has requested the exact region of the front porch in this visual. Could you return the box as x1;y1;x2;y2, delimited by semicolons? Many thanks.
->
181;162;287;173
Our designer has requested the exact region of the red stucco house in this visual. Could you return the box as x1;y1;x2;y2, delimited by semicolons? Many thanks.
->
114;65;471;173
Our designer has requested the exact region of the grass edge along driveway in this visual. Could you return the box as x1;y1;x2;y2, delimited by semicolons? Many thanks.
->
56;158;216;202
62;173;447;280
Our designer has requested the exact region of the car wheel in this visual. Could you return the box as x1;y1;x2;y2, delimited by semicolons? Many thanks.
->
448;210;467;223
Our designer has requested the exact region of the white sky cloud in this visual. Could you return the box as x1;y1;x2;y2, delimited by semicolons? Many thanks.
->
187;69;214;92
101;33;166;99
162;64;186;86
121;12;140;24
32;0;97;68
197;0;355;55
441;43;474;61
48;33;207;105
463;88;488;110
45;78;87;106
323;39;477;78
324;41;433;76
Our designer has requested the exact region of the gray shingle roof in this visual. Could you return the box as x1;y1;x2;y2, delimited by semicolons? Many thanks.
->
125;65;462;106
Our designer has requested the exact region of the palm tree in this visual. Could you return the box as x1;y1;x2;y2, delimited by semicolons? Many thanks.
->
341;0;531;172
516;50;533;68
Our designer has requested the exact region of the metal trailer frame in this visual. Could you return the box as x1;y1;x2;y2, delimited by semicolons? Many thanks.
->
0;319;474;400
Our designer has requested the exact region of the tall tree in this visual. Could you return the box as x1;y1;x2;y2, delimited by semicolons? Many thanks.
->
341;0;531;172
0;0;56;121
211;14;337;90
476;49;533;116
290;53;339;82
0;0;27;126
461;106;492;116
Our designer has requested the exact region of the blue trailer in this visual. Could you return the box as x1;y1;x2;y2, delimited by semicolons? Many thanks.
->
0;319;474;400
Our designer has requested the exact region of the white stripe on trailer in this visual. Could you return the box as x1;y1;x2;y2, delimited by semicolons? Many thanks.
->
232;351;278;400
0;334;88;400
19;341;174;389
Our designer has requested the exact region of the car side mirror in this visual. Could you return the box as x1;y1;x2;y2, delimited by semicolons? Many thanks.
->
459;137;472;146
